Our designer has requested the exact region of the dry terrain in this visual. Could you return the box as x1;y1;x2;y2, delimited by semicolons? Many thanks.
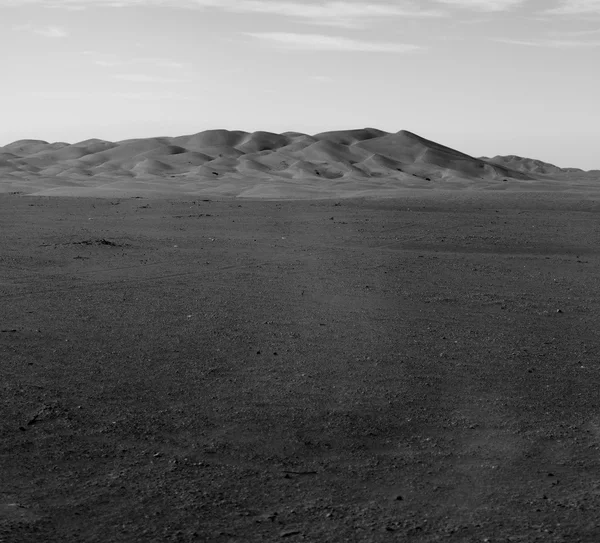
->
2;188;600;542
2;129;599;198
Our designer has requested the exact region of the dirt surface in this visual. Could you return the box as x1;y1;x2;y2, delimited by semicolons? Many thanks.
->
1;191;600;542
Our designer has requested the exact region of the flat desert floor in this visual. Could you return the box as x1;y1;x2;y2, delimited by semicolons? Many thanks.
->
2;191;600;542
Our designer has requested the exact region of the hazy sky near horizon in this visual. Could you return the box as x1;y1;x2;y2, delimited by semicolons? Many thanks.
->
1;0;599;169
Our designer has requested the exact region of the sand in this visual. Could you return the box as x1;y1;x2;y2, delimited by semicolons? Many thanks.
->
1;128;598;199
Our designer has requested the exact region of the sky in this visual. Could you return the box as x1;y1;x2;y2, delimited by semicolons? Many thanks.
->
1;0;599;169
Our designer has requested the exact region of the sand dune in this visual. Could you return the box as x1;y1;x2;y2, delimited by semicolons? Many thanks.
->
1;129;598;198
237;131;291;154
314;127;388;145
486;155;598;177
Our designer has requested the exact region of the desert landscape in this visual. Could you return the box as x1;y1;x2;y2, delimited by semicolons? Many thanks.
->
2;128;600;542
2;128;599;199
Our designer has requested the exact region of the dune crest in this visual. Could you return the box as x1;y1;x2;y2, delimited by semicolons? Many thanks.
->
1;129;598;198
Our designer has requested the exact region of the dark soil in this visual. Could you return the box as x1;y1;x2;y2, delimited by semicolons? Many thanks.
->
1;192;600;542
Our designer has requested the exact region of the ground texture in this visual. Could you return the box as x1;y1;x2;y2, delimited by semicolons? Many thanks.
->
1;192;600;542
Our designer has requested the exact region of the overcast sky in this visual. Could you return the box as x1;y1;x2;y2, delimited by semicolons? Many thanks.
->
1;0;599;168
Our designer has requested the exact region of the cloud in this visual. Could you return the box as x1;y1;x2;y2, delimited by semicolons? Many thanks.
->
113;73;188;82
37;25;68;37
549;26;600;36
14;24;68;38
494;37;600;47
230;1;443;26
90;55;186;69
109;91;195;100
28;90;195;100
1;1;444;26
94;59;121;67
434;0;523;11
546;0;600;15
245;32;421;52
146;58;186;69
434;0;525;10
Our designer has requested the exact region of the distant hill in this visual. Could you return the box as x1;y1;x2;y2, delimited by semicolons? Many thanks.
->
1;129;598;198
484;155;589;176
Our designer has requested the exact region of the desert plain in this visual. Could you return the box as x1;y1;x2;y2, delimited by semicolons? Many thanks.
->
1;129;600;542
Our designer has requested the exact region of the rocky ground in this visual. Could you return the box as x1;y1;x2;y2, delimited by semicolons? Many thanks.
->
1;191;600;542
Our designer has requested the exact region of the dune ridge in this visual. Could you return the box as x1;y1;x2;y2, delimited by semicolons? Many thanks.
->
1;129;598;198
